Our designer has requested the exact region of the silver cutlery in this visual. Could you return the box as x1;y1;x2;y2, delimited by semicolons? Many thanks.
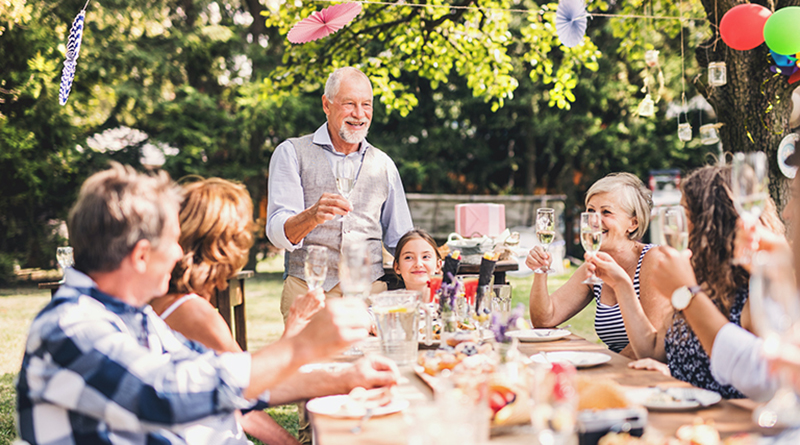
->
351;408;374;434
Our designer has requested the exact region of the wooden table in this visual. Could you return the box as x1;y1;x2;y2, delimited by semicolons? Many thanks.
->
310;334;780;444
40;270;254;351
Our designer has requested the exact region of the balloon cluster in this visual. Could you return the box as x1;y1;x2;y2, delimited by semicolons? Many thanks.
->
720;5;800;84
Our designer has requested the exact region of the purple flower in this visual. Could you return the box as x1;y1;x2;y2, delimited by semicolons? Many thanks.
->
491;303;526;343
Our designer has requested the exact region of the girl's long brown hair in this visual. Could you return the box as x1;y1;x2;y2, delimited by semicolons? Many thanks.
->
682;165;783;315
169;178;256;300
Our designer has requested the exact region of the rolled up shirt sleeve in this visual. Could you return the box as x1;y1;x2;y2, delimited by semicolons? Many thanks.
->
381;161;414;256
710;322;777;402
267;140;305;251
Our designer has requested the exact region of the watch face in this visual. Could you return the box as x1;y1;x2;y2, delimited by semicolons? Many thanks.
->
672;287;691;310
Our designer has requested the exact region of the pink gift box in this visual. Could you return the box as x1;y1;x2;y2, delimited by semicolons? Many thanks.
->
455;203;506;238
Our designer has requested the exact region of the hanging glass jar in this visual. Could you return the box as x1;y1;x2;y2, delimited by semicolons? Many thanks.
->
678;111;692;142
699;124;720;145
708;62;727;87
638;94;655;117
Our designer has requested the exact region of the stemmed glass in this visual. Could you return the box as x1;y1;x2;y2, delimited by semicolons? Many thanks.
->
340;241;372;356
340;241;371;301
56;247;74;282
334;157;356;219
659;206;688;252
304;246;328;291
580;212;603;285
534;208;556;274
731;151;769;264
749;251;800;427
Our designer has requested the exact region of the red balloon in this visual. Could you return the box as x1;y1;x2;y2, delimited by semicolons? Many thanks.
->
720;4;772;51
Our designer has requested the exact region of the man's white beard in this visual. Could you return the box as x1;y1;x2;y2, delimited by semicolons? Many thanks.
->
339;120;369;144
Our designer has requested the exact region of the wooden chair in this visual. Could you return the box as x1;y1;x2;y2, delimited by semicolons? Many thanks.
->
209;270;254;351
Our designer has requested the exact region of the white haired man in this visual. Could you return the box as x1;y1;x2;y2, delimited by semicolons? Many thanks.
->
266;66;414;318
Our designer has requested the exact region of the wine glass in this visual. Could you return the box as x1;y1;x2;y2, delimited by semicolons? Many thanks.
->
56;247;74;282
304;246;328;291
580;212;603;285
339;241;371;300
535;208;556;274
335;157;356;199
659;206;688;251
731;151;769;264
749;251;800;427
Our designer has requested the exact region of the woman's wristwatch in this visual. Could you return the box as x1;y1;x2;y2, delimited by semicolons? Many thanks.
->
671;285;702;311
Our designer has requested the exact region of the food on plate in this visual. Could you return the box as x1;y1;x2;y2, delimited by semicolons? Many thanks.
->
577;377;630;411
489;381;531;426
675;419;720;445
445;330;479;347
343;386;393;414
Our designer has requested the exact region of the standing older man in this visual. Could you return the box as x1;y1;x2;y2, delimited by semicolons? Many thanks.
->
16;163;379;444
267;66;413;319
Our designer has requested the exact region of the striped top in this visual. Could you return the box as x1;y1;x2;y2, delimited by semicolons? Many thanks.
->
592;244;654;353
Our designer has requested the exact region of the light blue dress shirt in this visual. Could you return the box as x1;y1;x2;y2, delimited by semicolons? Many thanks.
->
266;123;413;255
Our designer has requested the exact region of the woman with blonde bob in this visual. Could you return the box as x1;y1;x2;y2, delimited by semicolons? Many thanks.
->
527;172;672;358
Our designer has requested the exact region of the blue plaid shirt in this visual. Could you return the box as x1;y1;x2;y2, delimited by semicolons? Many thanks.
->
16;268;259;444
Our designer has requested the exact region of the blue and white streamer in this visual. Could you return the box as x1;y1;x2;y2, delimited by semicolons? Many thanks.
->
59;2;89;106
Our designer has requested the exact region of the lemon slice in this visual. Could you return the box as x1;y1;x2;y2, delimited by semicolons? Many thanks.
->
387;306;408;313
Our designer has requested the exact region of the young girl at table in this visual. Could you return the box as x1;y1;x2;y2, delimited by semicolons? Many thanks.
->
623;165;784;399
392;229;443;295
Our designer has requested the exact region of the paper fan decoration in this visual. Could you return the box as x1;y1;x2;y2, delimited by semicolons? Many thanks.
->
287;2;362;44
555;0;588;48
59;1;90;106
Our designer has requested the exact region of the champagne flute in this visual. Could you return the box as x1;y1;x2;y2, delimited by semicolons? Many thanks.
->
659;206;688;251
580;212;603;285
56;247;74;282
535;208;556;274
731;151;769;264
749;251;800;427
340;241;372;356
335;157;356;198
340;241;371;300
304;246;328;291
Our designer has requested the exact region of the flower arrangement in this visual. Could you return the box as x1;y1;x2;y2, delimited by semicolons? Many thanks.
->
490;303;526;344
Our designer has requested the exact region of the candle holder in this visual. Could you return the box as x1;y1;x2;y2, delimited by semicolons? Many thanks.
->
678;122;692;142
700;124;720;145
638;94;655;117
708;62;727;87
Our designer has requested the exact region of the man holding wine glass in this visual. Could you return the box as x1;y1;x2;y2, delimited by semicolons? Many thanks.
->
266;66;413;323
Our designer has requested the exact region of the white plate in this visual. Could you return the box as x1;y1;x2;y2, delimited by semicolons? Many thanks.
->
625;387;722;411
306;394;410;418
298;362;354;373
529;351;611;368
507;329;571;342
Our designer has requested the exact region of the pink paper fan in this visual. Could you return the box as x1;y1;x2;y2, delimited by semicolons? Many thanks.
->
287;2;363;44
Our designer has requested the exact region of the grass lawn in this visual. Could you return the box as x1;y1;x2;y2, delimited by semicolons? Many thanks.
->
0;257;591;445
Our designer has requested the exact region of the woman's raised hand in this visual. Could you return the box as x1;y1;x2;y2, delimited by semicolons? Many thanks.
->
585;251;630;288
526;246;552;272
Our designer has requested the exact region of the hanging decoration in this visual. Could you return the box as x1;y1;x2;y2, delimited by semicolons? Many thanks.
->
707;62;727;87
59;0;91;106
719;4;771;51
287;2;362;44
764;7;800;57
677;111;692;142
699;123;723;145
555;0;588;48
778;133;799;179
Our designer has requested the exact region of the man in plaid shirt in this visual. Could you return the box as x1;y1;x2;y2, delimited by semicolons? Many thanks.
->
16;164;375;444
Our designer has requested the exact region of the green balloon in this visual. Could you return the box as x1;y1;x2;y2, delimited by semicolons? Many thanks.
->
764;7;800;56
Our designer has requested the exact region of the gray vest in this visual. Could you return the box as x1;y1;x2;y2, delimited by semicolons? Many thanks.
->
286;134;390;291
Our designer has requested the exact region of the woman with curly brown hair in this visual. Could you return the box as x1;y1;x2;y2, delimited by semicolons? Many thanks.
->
150;178;399;444
628;164;784;399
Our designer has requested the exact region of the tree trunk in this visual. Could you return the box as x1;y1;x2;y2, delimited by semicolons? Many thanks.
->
696;0;799;204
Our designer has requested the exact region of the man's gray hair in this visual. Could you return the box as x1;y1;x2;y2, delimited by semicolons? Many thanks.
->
68;162;182;273
585;172;653;241
324;67;372;102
